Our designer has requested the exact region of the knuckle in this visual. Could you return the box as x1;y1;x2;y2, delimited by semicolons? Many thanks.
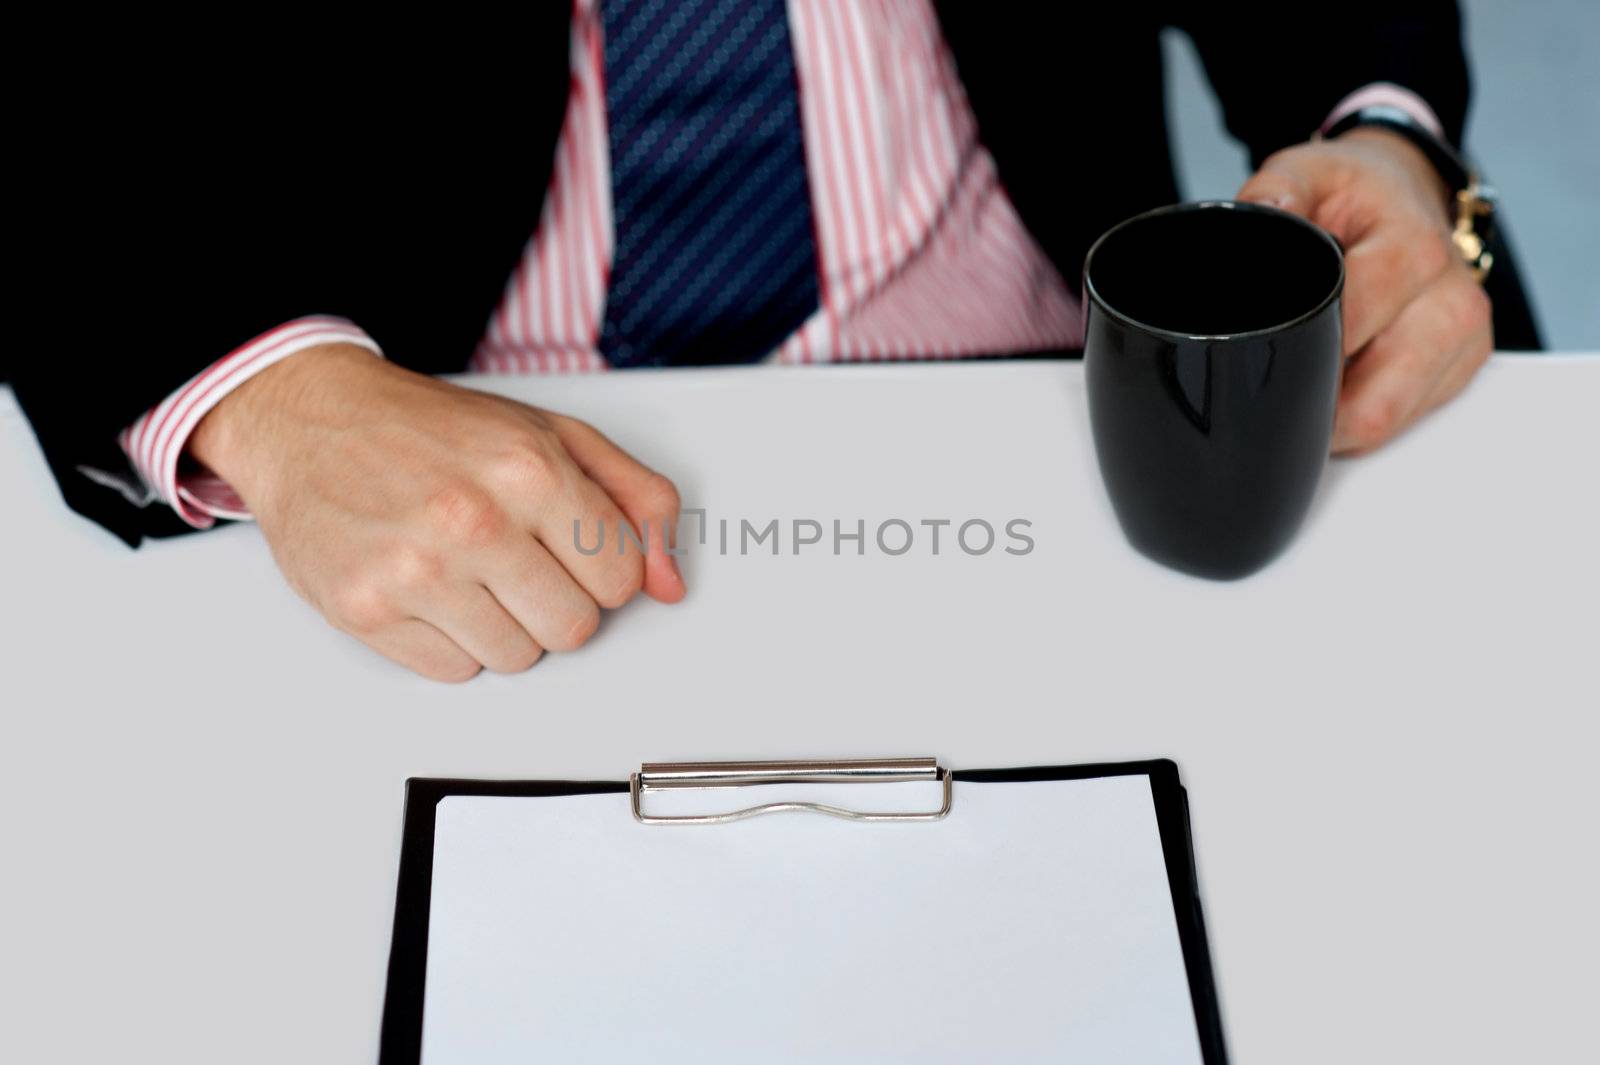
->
424;483;505;546
1354;249;1403;302
1348;397;1403;451
494;435;564;489
386;543;445;593
330;581;394;632
1405;231;1452;282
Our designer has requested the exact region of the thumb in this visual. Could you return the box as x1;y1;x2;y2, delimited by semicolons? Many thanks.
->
621;473;687;605
550;414;687;604
1236;154;1318;219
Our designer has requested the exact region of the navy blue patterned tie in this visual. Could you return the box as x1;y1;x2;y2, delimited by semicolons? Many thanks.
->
599;0;820;367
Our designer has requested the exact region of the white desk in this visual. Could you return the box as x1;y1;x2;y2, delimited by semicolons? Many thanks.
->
1;355;1596;1064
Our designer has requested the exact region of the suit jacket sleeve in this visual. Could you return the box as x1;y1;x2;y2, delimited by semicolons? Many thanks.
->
15;15;570;547
16;44;406;546
1169;1;1471;164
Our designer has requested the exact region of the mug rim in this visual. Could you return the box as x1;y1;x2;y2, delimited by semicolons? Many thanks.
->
1082;200;1346;343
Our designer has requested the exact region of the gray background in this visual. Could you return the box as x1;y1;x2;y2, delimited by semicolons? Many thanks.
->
1162;0;1600;349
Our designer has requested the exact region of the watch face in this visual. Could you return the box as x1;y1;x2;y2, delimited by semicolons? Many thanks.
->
1453;180;1498;283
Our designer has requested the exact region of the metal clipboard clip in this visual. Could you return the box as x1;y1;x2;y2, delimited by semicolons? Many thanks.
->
630;757;954;825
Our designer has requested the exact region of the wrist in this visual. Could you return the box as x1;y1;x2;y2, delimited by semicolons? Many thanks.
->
188;341;377;500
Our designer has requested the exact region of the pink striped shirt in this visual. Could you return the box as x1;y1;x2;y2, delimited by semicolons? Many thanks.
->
467;0;1081;374
116;1;1441;528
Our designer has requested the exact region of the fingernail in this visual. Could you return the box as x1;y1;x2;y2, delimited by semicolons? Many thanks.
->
1243;191;1292;210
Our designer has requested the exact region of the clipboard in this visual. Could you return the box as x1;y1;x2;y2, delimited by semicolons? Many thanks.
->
379;758;1228;1064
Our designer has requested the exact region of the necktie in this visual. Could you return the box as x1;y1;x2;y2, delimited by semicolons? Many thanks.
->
599;0;820;367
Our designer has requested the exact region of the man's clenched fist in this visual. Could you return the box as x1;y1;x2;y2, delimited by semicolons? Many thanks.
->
189;344;685;681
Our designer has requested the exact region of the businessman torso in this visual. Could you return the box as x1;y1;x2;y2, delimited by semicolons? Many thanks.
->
22;3;1473;543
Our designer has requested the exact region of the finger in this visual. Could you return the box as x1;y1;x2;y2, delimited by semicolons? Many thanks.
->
482;535;602;653
1423;318;1493;413
1337;224;1454;359
1332;275;1478;454
358;618;482;683
1238;145;1368;233
1236;159;1317;217
413;583;543;674
528;465;647;611
549;416;687;604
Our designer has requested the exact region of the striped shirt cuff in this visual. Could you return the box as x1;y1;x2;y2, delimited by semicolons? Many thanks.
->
117;316;383;528
1322;81;1446;140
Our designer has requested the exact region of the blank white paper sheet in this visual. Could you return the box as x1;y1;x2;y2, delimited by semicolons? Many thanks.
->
420;774;1204;1064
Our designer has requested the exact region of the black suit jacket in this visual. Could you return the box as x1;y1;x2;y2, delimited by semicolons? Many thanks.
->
18;3;1492;546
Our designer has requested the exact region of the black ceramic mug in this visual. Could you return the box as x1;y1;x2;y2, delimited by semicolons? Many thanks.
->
1083;200;1345;579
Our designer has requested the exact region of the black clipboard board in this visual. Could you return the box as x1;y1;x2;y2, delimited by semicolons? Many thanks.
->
379;758;1228;1064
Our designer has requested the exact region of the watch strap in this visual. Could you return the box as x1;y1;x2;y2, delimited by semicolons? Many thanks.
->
1323;103;1472;193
